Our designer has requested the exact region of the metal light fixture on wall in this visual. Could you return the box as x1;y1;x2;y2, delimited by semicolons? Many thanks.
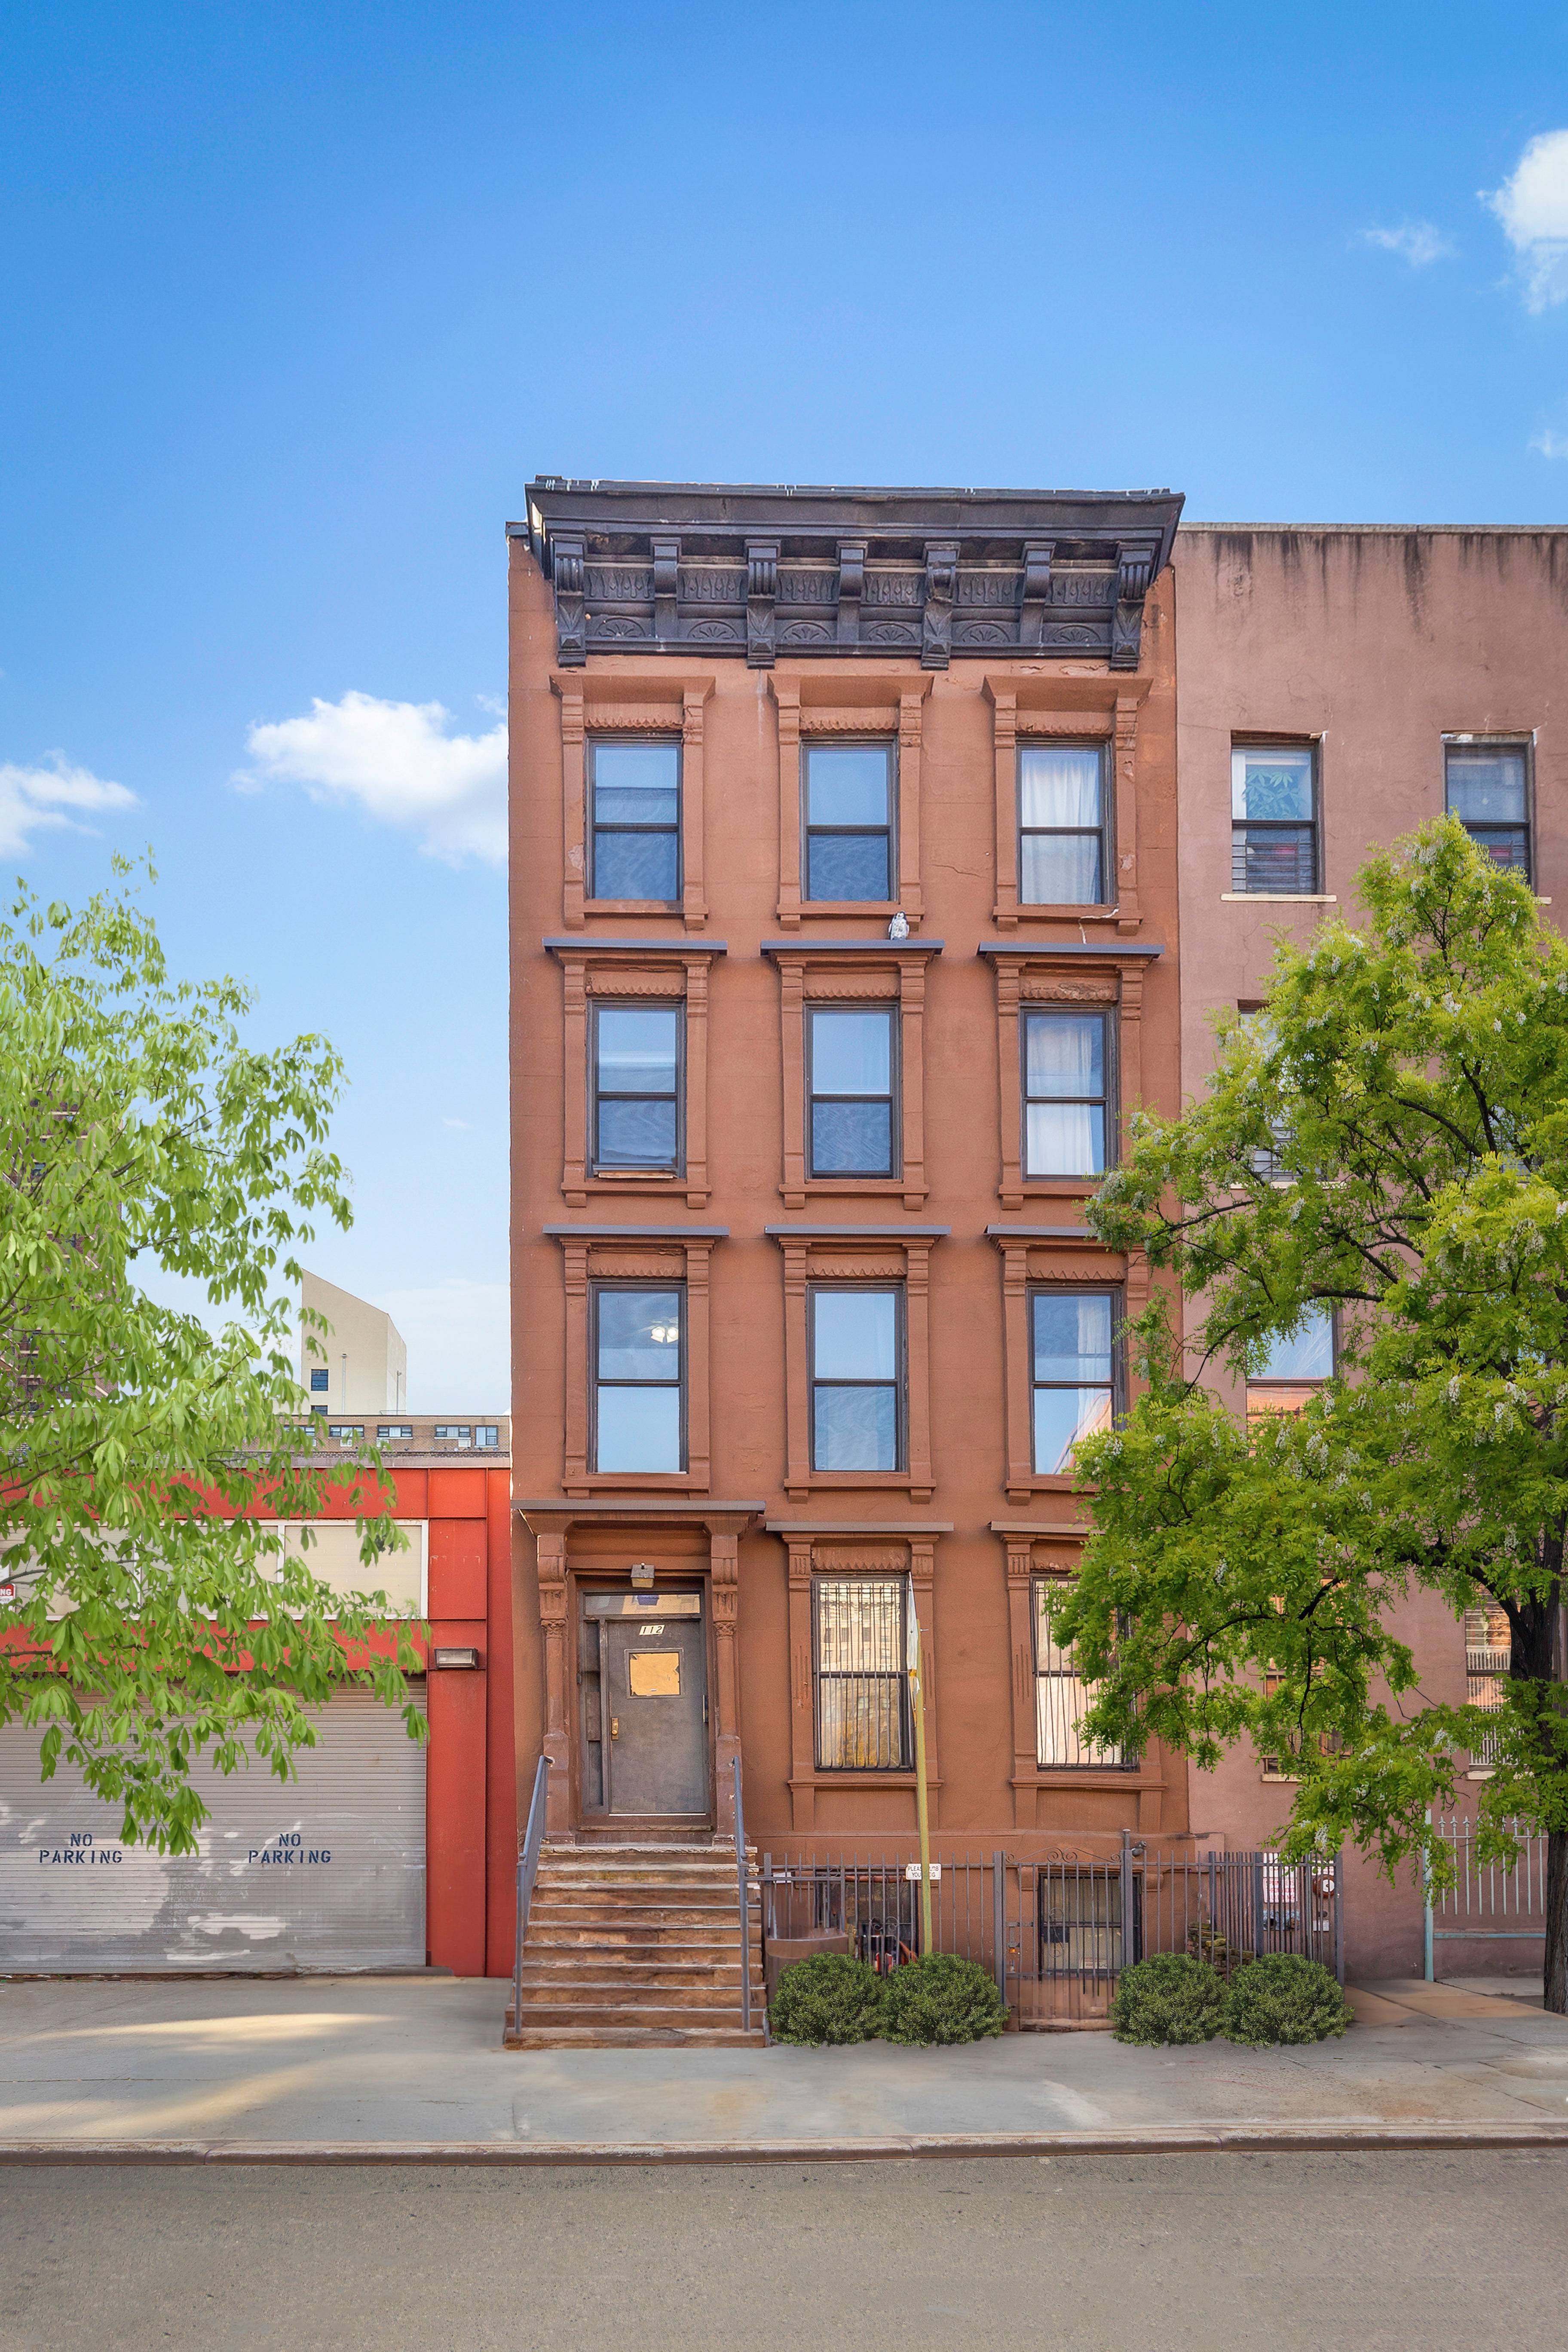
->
629;1561;656;1588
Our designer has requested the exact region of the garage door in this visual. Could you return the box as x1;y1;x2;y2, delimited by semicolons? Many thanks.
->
0;1687;426;1973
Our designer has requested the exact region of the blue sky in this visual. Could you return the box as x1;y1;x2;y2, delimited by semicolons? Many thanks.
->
4;2;1568;1404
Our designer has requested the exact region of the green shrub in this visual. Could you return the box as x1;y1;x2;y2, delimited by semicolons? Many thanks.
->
770;1951;885;2044
1110;1952;1225;2045
1222;1954;1353;2047
879;1952;1008;2046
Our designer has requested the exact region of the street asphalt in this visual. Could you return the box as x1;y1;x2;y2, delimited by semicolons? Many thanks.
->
2;2150;1564;2350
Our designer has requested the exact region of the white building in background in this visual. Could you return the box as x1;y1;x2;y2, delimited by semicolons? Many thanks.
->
299;1270;408;1415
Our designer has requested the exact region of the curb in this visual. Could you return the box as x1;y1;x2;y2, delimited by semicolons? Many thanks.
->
1;2121;1567;2165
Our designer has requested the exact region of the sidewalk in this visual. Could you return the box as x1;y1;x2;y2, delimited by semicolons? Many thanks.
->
0;1973;1565;2161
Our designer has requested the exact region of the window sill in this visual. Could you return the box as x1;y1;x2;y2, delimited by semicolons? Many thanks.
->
1010;1474;1094;1497
993;903;1126;926
785;1177;928;1210
1220;893;1337;904
564;1473;709;1497
788;1471;935;1504
1019;1177;1102;1197
1016;1768;1150;1788
790;1771;942;1792
776;900;919;928
570;1173;709;1210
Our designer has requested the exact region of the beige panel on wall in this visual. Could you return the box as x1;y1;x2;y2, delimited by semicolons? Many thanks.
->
267;1520;426;1617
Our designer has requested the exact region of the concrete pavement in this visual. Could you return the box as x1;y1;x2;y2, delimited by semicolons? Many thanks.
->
0;1972;1566;2156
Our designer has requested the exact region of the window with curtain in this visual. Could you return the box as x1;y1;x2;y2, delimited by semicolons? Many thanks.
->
588;740;681;901
591;1286;684;1472
1030;1291;1116;1474
1035;1583;1125;1767
1023;1009;1110;1176
1231;746;1318;894
808;1006;896;1177
1446;744;1530;879
1464;1601;1511;1768
804;744;894;902
809;1287;902;1470
814;1577;910;1769
1018;745;1106;905
591;1004;682;1172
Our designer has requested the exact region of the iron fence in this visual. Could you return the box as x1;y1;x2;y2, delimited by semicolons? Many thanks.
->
762;1836;1342;2027
1424;1810;1549;1978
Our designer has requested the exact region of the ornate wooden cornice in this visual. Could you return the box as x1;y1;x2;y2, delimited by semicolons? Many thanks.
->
514;480;1183;673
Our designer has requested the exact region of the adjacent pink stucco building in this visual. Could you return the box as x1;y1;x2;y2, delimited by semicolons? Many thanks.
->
1174;523;1568;1978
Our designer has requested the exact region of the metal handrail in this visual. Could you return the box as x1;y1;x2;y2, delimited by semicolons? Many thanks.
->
512;1754;550;2032
733;1754;752;2035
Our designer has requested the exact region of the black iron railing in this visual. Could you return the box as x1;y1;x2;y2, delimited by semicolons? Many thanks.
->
762;1838;1343;2026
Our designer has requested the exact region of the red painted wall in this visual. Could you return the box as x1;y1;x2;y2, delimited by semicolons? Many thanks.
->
249;1460;513;1978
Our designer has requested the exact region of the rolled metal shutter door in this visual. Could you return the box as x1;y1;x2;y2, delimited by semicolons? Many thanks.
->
0;1687;426;1973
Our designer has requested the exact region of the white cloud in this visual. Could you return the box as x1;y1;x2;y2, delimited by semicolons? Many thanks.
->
376;1278;509;1410
238;691;507;865
441;1116;472;1132
1531;429;1568;459
1360;220;1455;268
0;754;137;858
1484;130;1568;309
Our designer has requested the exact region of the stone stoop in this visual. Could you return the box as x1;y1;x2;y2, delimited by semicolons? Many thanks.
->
503;1840;766;2050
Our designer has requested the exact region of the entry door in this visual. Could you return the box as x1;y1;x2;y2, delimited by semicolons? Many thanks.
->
601;1614;709;1816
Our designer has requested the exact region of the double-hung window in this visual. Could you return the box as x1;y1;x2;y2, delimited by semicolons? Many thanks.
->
588;740;680;903
1035;1582;1126;1768
1446;742;1530;879
814;1577;911;1770
1023;1009;1111;1177
804;744;893;902
809;1286;903;1471
591;1003;682;1173
808;1007;896;1177
1030;1291;1116;1474
1231;745;1318;893
591;1285;684;1473
1019;745;1107;906
1246;1306;1334;1419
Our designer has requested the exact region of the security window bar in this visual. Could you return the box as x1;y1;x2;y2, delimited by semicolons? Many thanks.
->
1446;744;1530;880
588;739;681;903
591;1002;683;1174
309;1368;329;1393
808;1006;897;1177
1231;746;1318;894
1464;1602;1511;1768
1018;744;1107;906
1035;1582;1127;1768
1030;1291;1116;1474
1023;1009;1111;1177
592;1284;684;1474
809;1286;903;1472
814;1577;912;1770
804;743;894;902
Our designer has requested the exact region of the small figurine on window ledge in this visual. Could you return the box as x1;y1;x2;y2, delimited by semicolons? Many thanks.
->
887;909;910;940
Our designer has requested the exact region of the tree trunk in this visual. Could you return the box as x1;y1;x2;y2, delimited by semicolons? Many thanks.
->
1547;1831;1568;2015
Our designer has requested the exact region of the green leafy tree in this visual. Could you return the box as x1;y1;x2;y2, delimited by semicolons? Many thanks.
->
1056;821;1568;2011
0;862;423;1853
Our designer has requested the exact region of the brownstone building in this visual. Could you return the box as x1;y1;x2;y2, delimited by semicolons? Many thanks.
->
1173;523;1568;1980
506;475;1189;2006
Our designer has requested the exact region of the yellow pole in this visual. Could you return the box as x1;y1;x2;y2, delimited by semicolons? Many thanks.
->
910;1600;933;1958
